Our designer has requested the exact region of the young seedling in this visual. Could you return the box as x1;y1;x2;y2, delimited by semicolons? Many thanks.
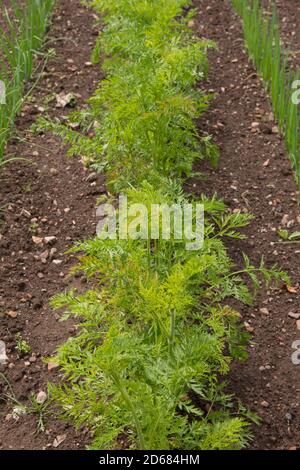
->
15;333;31;356
278;229;300;243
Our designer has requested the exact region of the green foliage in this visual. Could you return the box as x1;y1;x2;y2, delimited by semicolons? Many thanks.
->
46;0;288;450
50;185;287;450
15;332;31;356
0;0;55;162
39;0;217;192
232;0;300;190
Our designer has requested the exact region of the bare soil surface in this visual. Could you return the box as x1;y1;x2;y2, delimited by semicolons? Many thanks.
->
190;0;300;450
0;0;103;450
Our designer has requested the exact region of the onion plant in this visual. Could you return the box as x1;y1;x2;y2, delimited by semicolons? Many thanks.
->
0;0;55;162
232;0;300;190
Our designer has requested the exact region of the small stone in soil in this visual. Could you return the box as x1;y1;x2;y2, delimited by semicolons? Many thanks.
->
50;248;58;258
21;209;31;219
36;391;47;405
32;236;43;245
40;250;49;261
52;259;63;265
259;308;269;315
261;401;270;408
48;362;59;371
0;341;8;365
289;312;300;320
6;311;18;319
44;236;57;245
53;434;67;448
244;322;254;333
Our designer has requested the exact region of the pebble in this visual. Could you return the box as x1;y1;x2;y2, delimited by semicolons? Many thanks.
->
285;412;293;422
86;172;97;183
281;214;289;226
0;341;8;365
244;322;254;333
36;391;47;405
261;401;270;408
40;250;49;261
259;308;269;316
52;259;63;266
44;236;57;245
50;248;58;258
53;434;67;448
48;362;59;371
32;236;43;245
288;312;300;320
251;121;260;129
6;311;18;319
21;209;31;219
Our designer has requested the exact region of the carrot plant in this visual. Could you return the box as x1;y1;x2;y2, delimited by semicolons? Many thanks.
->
46;0;287;450
0;0;55;162
50;183;286;450
232;0;300;189
38;0;218;192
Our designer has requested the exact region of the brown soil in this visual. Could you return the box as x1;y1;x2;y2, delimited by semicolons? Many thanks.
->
0;0;103;450
190;0;300;451
1;0;300;452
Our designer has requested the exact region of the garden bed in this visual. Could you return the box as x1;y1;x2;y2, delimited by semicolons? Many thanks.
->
0;0;100;450
192;0;300;450
0;0;299;451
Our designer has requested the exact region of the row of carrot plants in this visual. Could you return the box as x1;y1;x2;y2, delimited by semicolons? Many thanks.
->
0;0;55;164
45;0;287;450
232;0;300;190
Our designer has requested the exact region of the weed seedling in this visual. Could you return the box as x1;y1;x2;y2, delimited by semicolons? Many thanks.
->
15;333;31;356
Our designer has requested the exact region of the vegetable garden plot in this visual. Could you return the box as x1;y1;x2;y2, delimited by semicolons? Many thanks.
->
0;0;101;450
0;0;300;453
193;0;300;450
233;0;300;191
0;0;54;163
41;0;287;450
